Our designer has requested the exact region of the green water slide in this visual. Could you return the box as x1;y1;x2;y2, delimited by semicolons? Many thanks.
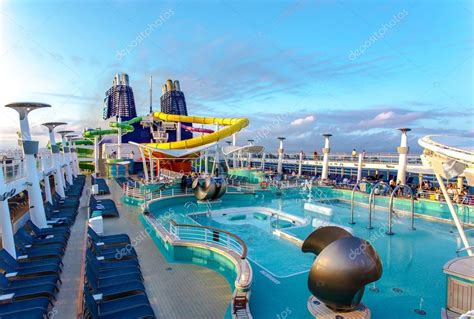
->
78;116;143;171
82;116;142;138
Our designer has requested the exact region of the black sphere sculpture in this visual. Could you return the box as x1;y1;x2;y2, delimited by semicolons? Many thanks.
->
302;226;382;312
192;176;227;201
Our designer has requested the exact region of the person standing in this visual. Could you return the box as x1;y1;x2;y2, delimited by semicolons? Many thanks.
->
351;149;357;160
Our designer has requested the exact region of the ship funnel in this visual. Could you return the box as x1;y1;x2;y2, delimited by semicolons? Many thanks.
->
113;74;120;86
121;74;129;86
174;80;180;91
166;79;173;92
113;73;129;86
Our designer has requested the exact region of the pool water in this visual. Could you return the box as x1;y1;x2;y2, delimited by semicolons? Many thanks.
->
193;213;314;278
149;189;472;318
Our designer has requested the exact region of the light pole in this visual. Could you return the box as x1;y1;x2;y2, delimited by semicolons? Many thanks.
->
6;102;49;228
396;128;411;184
321;133;332;180
298;151;303;177
357;153;363;182
42;122;67;198
247;139;254;168
57;130;74;185
67;135;80;177
277;137;285;175
232;133;237;168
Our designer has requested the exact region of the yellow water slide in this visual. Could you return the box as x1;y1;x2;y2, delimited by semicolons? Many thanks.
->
146;112;249;150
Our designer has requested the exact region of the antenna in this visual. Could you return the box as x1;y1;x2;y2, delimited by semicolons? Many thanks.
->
149;75;153;114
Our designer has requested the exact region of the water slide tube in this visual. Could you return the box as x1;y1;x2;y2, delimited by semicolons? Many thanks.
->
82;117;142;138
180;123;214;134
146;112;249;150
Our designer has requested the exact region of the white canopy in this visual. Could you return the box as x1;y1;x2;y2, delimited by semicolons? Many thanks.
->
222;145;264;156
128;141;216;158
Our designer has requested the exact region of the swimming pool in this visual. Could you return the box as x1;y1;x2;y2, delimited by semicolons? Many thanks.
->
147;189;473;318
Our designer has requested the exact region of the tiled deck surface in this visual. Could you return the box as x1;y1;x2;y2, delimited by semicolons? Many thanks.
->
53;178;90;318
53;177;232;318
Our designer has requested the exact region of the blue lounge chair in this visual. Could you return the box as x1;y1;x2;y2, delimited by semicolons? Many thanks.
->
88;240;137;260
26;220;71;238
87;227;131;247
85;267;146;299
86;250;140;269
83;288;155;319
0;296;52;318
0;249;62;277
0;273;60;291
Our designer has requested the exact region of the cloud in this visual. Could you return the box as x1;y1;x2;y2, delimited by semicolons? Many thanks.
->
231;103;472;153
358;111;423;128
291;115;315;126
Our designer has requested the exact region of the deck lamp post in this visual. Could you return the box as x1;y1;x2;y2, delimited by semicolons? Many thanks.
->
277;137;285;175
41;157;53;204
67;135;80;177
232;133;237;168
57;130;75;185
396;128;411;184
247;139;254;168
357;153;363;182
298;151;303;177
321;133;332;180
42;122;67;198
6;102;50;228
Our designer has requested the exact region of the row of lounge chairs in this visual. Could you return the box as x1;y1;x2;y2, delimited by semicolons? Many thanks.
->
0;175;86;318
83;227;155;318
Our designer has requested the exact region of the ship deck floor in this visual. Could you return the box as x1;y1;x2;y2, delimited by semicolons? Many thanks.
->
54;177;232;318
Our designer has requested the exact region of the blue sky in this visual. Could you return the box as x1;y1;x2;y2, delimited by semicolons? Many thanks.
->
0;0;472;153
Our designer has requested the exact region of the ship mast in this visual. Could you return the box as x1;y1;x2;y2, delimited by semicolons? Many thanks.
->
149;75;153;114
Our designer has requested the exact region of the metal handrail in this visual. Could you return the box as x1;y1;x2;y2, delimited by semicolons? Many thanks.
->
169;219;248;259
387;184;416;235
350;180;373;225
368;181;388;229
456;245;474;257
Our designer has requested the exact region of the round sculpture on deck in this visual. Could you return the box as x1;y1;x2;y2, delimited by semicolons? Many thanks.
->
302;226;382;312
192;176;227;201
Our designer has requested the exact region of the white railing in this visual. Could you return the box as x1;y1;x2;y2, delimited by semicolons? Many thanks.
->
1;159;27;183
169;219;247;259
417;190;474;205
160;169;185;180
256;152;422;165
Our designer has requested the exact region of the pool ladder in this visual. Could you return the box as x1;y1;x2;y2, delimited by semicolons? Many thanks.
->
205;200;213;217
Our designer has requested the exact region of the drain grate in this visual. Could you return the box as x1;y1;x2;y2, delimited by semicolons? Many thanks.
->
414;309;426;315
369;286;380;293
392;287;403;293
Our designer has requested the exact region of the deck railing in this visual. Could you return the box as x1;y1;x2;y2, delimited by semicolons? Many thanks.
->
123;182;194;201
169;219;247;259
255;152;423;165
1;159;27;183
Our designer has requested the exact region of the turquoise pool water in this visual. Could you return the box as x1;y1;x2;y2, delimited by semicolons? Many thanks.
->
148;189;473;318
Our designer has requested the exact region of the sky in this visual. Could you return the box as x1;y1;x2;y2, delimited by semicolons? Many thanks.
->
0;0;472;153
